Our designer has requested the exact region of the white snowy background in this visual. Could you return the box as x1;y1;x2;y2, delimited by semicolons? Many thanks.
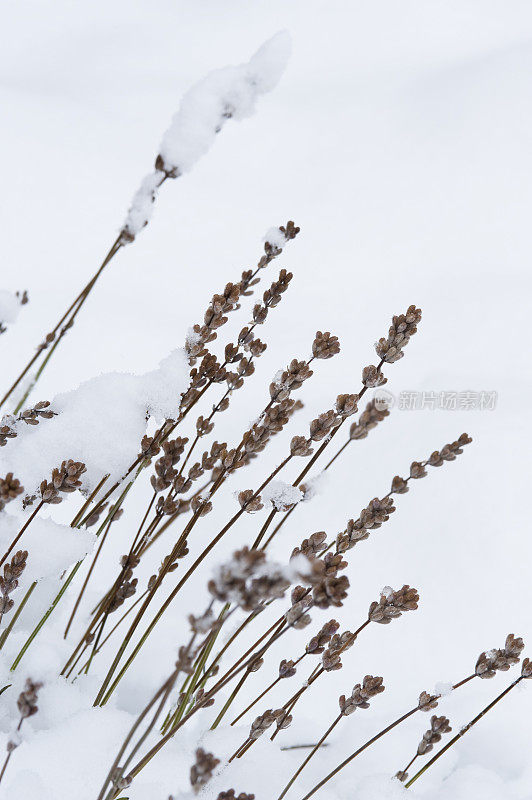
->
1;2;531;799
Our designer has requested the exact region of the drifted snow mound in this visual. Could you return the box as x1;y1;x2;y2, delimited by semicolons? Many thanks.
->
0;348;189;496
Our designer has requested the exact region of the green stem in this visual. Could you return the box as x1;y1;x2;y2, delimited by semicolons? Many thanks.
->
12;483;132;670
0;581;37;651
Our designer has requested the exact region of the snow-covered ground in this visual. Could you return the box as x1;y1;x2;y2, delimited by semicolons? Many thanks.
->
1;2;531;798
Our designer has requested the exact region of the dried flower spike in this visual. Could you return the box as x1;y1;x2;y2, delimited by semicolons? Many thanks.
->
368;585;419;624
475;633;524;679
375;305;422;363
349;399;389;440
190;748;220;794
417;715;452;755
339;675;385;715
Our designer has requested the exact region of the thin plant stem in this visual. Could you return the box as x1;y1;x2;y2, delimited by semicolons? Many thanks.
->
211;669;252;731
72;592;148;679
231;652;307;726
301;674;476;800
0;581;37;651
0;718;23;786
12;483;133;672
261;428;361;551
95;449;294;706
269;619;371;742
253;358;385;550
96;669;178;800
0;502;43;569
278;713;342;798
300;708;419;800
69;474;109;529
1;237;122;413
63;511;115;639
111;621;294;795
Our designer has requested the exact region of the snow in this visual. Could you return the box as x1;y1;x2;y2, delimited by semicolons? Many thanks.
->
0;512;96;583
264;226;288;249
0;348;188;495
159;32;290;175
122;32;290;240
0;291;20;325
262;480;303;511
434;682;455;698
300;471;329;503
1;3;532;799
121;172;162;240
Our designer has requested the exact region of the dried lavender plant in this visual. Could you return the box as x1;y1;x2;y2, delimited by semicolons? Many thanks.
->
0;36;289;412
0;550;28;626
299;634;523;799
405;653;530;788
395;714;452;782
278;675;385;798
1;187;506;800
0;678;42;786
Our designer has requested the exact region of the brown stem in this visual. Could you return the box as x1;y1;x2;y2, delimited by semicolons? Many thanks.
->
95;451;293;706
96;669;178;800
115;620;293;792
301;707;419;800
253;358;385;551
0;718;23;786
271;619;371;740
0;501;43;569
63;511;115;639
405;676;523;788
72;592;148;678
302;674;476;799
231;652;307;726
0;237;122;412
278;713;342;799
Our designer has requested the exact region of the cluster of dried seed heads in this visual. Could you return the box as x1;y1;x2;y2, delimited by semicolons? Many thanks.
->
349;399;389;440
17;678;42;721
391;432;473;493
306;619;340;655
0;473;24;511
208;548;290;612
0;402;55;448
475;634;524;679
321;630;356;672
39;460;86;504
336;496;396;553
416;715;452;755
375;305;422;363
339;675;385;715
0;550;28;617
249;708;289;740
368;585;419;624
190;748;220;794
